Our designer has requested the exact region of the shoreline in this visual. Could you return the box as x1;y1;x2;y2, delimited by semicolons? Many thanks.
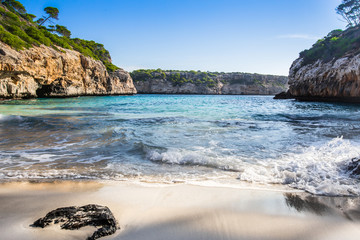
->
1;180;360;240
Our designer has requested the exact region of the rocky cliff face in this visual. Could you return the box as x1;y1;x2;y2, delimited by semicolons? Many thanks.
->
287;54;360;101
279;26;360;102
0;42;136;99
134;72;288;95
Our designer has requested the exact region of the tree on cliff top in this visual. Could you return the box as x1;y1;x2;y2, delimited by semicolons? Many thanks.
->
1;0;26;14
38;7;59;26
55;25;71;38
336;0;360;27
47;24;71;38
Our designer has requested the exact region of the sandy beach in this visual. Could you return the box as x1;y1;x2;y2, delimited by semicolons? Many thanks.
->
0;181;360;240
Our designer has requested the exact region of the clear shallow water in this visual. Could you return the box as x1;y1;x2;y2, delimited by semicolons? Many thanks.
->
1;95;360;196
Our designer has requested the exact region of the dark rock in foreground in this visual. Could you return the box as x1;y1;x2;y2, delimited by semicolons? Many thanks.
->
273;91;293;99
347;158;360;177
32;204;119;240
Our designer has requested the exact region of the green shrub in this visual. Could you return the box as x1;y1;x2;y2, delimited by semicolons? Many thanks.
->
24;13;36;22
71;41;97;59
25;26;51;46
131;69;221;86
0;25;29;50
41;29;71;49
300;27;360;66
71;38;112;63
169;72;181;83
104;60;119;72
131;69;162;81
0;6;6;14
4;24;38;45
5;11;19;21
0;2;120;73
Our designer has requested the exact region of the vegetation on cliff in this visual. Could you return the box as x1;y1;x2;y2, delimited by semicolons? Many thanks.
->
131;69;287;88
299;27;360;66
0;0;118;72
299;0;360;66
131;69;218;87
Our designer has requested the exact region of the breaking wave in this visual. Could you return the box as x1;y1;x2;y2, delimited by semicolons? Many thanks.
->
147;137;360;196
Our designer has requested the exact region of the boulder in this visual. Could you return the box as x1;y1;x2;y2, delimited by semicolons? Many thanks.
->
32;204;119;240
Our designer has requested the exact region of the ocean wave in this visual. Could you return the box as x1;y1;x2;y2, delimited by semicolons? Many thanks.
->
239;137;360;196
0;114;23;122
147;147;242;172
146;137;360;196
253;113;360;123
128;116;196;126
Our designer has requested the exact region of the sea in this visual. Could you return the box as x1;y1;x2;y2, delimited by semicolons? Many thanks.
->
1;95;360;196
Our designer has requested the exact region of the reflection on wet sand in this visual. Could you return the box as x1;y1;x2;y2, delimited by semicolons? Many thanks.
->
285;193;360;221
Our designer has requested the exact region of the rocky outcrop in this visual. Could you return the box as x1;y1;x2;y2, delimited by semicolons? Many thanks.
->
273;91;293;99
32;204;119;240
281;26;360;102
286;55;360;102
134;72;288;95
0;42;136;99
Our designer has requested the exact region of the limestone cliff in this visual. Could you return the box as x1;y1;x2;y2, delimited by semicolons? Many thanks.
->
133;70;288;95
277;26;360;102
287;55;360;101
0;42;136;99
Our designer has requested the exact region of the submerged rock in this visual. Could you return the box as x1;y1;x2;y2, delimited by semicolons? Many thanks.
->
32;204;119;240
273;91;293;99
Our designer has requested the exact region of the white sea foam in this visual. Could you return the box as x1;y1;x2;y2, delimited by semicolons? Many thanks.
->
239;137;360;196
147;147;241;172
147;137;360;196
0;114;23;122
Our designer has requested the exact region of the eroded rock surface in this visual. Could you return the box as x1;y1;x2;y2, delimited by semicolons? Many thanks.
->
32;204;119;240
0;42;136;99
287;55;360;102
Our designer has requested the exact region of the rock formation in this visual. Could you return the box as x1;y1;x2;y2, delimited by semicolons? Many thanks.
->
286;55;360;102
32;204;119;240
133;71;288;95
0;42;136;99
276;26;360;102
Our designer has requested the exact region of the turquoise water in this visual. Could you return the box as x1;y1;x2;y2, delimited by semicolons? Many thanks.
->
1;95;360;196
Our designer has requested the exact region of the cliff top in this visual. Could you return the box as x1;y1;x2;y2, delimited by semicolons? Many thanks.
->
299;26;360;67
0;1;118;72
131;69;288;88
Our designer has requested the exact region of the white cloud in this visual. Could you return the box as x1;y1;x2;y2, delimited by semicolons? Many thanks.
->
277;34;321;40
122;66;148;72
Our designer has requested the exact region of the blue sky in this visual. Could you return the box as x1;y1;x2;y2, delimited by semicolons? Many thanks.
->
20;0;345;75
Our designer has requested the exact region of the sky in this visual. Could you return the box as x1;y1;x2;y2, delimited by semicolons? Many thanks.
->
20;0;346;75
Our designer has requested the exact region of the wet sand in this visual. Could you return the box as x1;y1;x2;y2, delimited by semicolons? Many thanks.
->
0;181;360;240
